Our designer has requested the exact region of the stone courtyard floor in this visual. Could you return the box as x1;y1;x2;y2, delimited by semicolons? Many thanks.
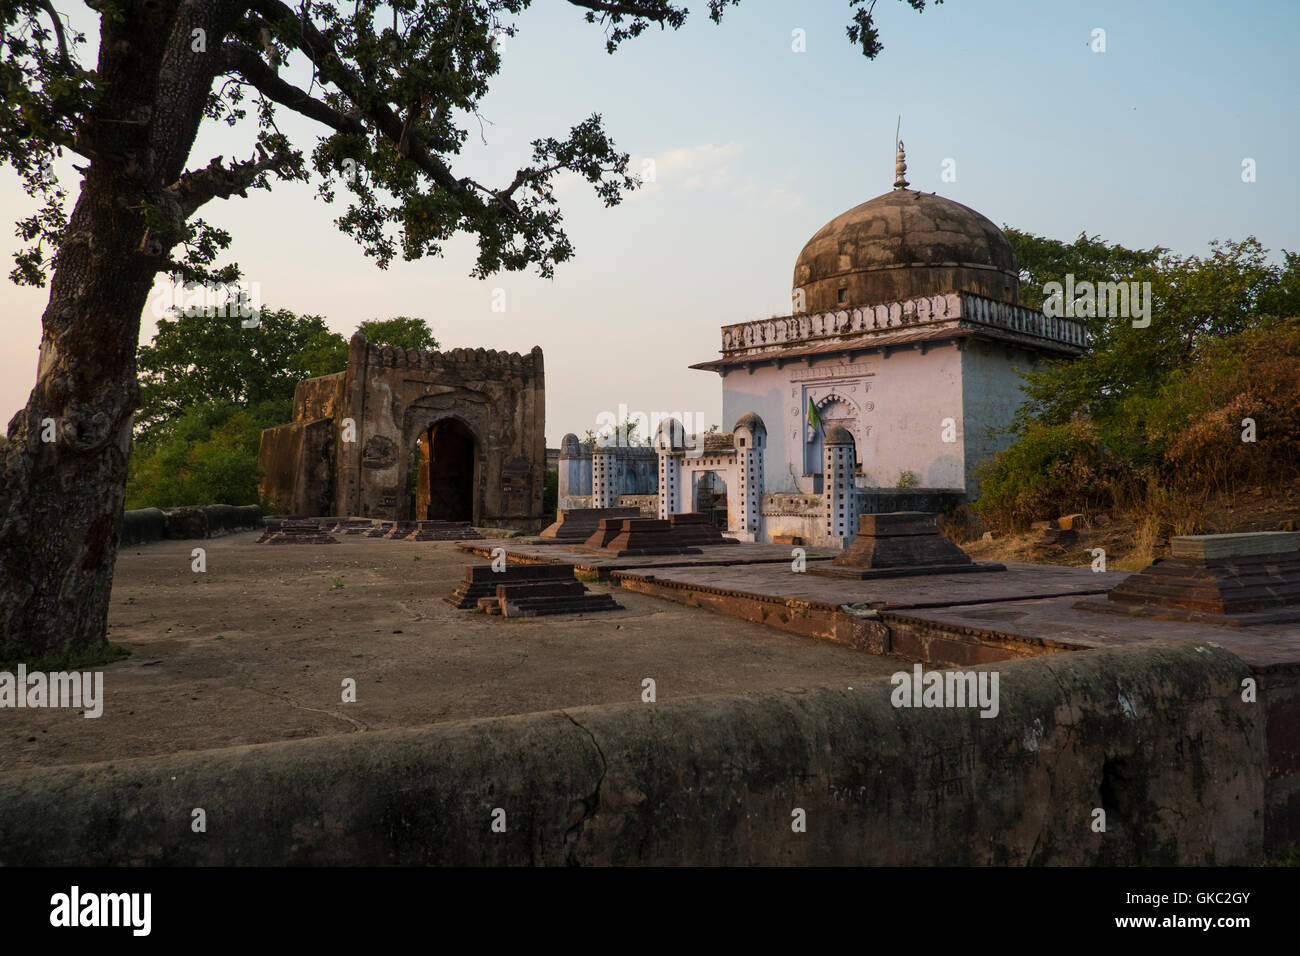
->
2;532;910;771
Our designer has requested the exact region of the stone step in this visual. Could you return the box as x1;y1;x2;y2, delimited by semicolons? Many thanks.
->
501;594;622;618
443;563;580;609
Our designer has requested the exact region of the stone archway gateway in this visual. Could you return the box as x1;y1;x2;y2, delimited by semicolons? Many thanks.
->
258;332;546;531
692;471;729;530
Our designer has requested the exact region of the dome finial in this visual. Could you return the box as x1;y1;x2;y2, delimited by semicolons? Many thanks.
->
893;118;909;190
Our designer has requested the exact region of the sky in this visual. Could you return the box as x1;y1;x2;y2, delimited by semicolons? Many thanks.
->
2;0;1297;446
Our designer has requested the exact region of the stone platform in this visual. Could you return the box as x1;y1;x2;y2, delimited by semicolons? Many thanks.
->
458;539;838;579
444;563;621;617
255;519;338;545
537;507;640;543
326;518;374;534
1074;532;1300;626
581;518;702;556
815;512;1003;579
405;521;483;542
609;561;1115;656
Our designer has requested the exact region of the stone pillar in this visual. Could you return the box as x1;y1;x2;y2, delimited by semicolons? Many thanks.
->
655;418;685;519
592;445;617;509
733;413;766;538
824;425;857;542
557;433;588;503
336;330;369;516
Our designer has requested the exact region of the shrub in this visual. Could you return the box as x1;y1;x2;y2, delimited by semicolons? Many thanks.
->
974;419;1124;531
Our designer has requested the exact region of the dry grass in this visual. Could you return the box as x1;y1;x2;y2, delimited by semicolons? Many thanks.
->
958;484;1298;569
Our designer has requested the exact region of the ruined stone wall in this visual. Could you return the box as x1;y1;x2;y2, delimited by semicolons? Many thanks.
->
333;333;546;527
256;419;334;516
0;643;1278;865
291;372;346;423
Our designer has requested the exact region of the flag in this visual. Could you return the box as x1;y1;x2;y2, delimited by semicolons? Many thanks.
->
807;396;821;433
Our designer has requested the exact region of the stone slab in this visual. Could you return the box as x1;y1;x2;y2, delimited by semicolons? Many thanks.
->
889;594;1300;669
610;561;1117;612
812;561;1005;580
1171;532;1300;559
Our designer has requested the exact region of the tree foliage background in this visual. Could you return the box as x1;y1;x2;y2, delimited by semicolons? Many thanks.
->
127;310;438;508
977;230;1300;530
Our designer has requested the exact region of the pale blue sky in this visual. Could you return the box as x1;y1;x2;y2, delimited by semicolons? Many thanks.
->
2;0;1296;444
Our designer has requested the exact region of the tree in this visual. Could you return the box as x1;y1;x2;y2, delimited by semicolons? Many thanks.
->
357;316;438;351
0;0;937;660
136;307;346;442
975;230;1300;529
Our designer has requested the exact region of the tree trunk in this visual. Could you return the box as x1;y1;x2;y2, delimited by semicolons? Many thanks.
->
0;4;183;660
0;175;160;661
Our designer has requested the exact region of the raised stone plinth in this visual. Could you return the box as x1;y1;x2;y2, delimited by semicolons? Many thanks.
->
444;563;620;616
1171;532;1300;560
583;518;702;557
363;521;395;538
668;513;737;546
1078;532;1300;625
327;518;373;534
814;512;1002;579
539;507;640;542
444;563;582;609
491;580;620;618
256;519;338;545
405;521;483;541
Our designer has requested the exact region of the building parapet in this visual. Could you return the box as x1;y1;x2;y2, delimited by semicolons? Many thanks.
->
362;339;542;374
718;292;1087;357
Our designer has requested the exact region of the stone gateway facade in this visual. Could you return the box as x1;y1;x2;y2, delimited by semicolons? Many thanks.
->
259;332;546;529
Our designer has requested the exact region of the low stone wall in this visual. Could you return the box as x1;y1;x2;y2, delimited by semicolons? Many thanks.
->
0;643;1272;865
119;504;263;547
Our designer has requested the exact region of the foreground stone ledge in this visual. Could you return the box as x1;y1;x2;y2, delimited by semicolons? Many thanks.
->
0;643;1266;866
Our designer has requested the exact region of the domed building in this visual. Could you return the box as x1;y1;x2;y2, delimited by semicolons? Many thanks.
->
792;187;1020;312
686;144;1088;544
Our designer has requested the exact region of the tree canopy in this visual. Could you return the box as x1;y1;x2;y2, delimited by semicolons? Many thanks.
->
976;230;1300;530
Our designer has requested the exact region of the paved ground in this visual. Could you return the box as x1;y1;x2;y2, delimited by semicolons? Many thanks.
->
2;532;911;771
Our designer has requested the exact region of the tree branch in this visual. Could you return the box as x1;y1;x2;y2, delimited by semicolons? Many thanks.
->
215;41;363;135
251;0;470;198
165;148;295;219
38;0;71;72
565;0;673;19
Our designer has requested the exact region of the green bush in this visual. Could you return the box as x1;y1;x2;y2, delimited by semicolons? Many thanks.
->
126;400;288;509
974;419;1124;530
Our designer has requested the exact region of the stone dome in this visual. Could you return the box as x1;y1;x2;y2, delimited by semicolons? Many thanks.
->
733;412;766;434
792;188;1019;313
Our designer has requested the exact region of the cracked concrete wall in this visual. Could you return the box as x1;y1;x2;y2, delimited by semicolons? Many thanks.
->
0;643;1271;865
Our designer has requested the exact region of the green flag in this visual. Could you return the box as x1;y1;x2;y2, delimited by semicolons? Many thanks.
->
807;396;821;433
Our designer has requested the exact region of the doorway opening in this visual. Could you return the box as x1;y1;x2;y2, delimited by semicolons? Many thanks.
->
416;419;477;521
692;471;729;530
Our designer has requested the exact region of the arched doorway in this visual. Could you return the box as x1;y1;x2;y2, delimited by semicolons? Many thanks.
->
692;471;728;530
415;419;478;521
805;396;858;478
